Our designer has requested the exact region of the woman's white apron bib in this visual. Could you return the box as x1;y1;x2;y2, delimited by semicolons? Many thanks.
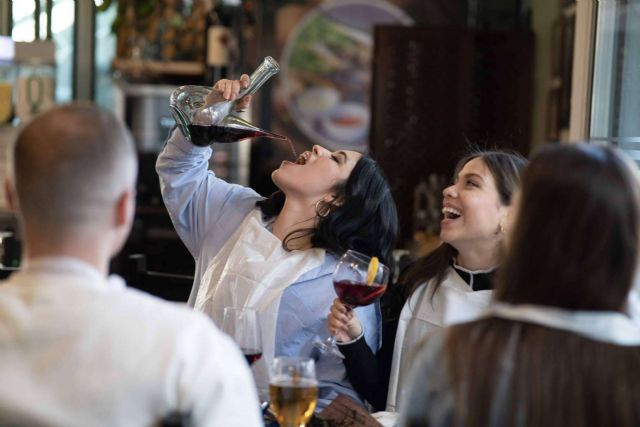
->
194;209;325;398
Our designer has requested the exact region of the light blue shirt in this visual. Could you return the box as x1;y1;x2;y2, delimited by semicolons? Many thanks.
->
156;129;381;409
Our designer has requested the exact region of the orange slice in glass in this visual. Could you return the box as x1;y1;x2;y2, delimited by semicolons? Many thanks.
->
367;256;379;286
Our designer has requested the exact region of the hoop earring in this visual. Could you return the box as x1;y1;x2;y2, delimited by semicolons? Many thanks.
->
315;199;331;218
499;212;509;235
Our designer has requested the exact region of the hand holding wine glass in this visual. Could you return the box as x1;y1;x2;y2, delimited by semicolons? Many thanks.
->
315;249;390;358
222;307;262;366
327;298;363;343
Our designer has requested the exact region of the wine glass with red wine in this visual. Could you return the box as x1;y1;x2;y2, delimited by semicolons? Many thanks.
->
314;250;390;359
222;307;263;366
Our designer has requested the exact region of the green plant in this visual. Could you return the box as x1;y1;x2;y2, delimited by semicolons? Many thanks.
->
109;0;157;33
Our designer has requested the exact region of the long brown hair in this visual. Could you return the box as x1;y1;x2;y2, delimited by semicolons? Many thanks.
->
400;149;526;298
443;319;640;427
441;145;640;427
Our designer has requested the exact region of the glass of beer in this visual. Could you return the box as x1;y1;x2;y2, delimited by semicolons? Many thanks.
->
269;357;318;427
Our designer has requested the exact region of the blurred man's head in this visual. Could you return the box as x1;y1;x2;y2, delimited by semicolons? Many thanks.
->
14;103;137;256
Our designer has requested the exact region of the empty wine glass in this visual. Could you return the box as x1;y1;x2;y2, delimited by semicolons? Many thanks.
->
222;307;263;366
315;249;390;359
269;357;318;427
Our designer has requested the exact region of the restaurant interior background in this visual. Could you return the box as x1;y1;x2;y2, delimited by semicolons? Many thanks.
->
0;0;638;300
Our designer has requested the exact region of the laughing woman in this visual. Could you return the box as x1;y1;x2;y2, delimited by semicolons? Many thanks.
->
328;149;526;412
156;75;398;409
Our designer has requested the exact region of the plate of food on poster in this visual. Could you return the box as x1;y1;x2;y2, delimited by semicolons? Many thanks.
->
279;0;413;152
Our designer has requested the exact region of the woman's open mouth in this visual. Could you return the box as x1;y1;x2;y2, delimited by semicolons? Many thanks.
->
296;152;309;165
442;207;462;220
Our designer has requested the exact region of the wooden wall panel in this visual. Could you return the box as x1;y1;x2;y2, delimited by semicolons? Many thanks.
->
371;26;533;246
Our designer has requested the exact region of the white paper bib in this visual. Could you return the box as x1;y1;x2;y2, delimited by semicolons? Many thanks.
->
387;268;492;411
194;209;325;397
488;302;640;346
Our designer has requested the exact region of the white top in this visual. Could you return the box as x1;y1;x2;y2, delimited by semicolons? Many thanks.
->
0;257;262;427
398;302;640;427
488;302;640;345
387;266;493;412
194;209;327;402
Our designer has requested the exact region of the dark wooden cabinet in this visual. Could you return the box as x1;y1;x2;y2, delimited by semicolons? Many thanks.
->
110;152;195;297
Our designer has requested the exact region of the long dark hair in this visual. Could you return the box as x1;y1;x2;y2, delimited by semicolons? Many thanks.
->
400;149;527;298
257;156;398;270
440;145;640;427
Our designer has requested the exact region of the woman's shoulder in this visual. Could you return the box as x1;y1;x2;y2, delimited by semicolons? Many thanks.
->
407;273;447;302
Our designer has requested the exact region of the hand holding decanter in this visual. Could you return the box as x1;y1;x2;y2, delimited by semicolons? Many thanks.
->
170;56;286;146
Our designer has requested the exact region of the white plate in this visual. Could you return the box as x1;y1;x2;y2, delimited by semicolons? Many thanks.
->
281;0;413;151
322;102;370;144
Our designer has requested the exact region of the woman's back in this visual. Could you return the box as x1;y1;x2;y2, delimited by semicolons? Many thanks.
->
444;318;640;427
402;318;640;427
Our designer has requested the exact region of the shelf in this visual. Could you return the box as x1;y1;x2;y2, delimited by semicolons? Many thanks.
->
112;59;204;76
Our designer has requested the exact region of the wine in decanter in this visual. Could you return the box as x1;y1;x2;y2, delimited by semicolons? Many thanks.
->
170;56;285;146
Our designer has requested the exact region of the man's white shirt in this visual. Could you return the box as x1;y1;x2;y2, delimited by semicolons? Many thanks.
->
0;257;262;427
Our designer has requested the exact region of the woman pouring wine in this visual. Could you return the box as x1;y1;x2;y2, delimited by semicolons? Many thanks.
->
156;73;399;409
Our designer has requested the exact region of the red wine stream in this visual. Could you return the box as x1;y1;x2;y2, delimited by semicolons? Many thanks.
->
187;124;297;160
285;137;297;161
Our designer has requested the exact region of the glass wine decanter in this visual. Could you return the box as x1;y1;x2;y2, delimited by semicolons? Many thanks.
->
169;56;286;146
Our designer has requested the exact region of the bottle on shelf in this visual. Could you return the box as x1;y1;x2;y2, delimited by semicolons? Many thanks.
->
204;0;244;85
15;58;55;124
0;61;15;125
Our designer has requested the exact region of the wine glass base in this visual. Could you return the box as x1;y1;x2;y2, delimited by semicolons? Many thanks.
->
313;340;345;359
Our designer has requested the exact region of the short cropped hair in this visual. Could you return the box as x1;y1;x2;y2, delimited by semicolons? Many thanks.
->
14;103;137;229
